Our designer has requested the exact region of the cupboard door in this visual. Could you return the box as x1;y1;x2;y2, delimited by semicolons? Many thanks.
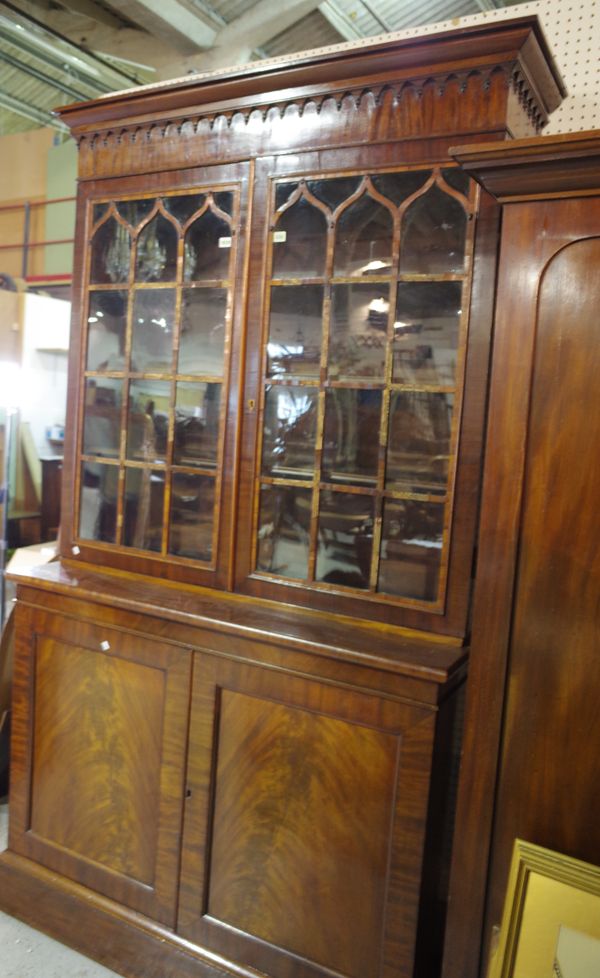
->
178;653;437;978
9;605;191;927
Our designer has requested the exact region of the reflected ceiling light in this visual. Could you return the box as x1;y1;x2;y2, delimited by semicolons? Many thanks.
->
360;259;389;273
368;296;389;314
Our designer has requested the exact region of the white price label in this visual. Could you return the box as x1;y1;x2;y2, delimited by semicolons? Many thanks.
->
218;236;232;248
273;230;287;243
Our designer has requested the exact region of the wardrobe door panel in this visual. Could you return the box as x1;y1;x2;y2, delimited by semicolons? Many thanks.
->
9;605;191;927
178;652;438;978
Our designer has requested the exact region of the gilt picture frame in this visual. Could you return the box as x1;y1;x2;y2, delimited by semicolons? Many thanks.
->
488;840;600;978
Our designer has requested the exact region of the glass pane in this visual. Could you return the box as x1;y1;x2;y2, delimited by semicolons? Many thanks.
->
174;382;221;468
275;182;298;210
135;213;178;282
386;391;454;494
315;491;374;589
329;284;388;380
371;170;431;206
184;210;231;281
126;380;170;463
92;203;108;224
214;191;233;215
169;472;215;561
441;167;470;196
261;386;317;479
122;468;164;552
131;289;176;373
322;389;381;487
307;176;362;211
79;461;118;544
164;194;205;225
378;499;444;600
256;484;312;580
393;282;462;386
86;290;128;372
179;288;227;376
116;198;154;227
272;198;327;279
90;217;130;285
400;185;467;275
334;195;393;276
83;378;122;458
267;285;323;378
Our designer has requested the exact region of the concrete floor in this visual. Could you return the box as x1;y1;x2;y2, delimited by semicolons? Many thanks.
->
0;802;121;977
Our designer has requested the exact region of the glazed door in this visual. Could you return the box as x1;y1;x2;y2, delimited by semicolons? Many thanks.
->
62;161;251;592
9;604;191;927
178;650;438;978
235;148;493;637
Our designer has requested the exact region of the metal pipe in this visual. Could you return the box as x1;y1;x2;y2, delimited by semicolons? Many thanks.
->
21;203;30;281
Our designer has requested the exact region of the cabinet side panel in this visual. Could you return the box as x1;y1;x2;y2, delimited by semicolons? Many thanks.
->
485;233;600;939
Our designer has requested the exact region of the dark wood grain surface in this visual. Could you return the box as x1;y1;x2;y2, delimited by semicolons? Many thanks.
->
443;134;600;978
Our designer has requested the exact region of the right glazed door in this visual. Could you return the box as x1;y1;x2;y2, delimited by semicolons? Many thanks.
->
236;150;486;635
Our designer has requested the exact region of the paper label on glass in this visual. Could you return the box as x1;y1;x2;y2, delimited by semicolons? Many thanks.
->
218;236;232;248
273;230;287;243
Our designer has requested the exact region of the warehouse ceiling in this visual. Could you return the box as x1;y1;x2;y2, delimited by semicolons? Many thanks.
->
1;0;530;135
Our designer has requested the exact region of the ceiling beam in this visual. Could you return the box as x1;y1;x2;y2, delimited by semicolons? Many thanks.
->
52;0;124;29
318;0;363;41
0;49;91;100
155;0;322;76
101;0;217;53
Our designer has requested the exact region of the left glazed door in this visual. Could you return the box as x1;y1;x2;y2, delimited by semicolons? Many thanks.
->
8;603;192;928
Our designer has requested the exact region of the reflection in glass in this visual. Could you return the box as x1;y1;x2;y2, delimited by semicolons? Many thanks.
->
256;484;312;580
371;171;430;206
79;461;118;544
315;491;374;589
441;167;470;197
169;472;215;561
322;389;381;486
386;392;453;493
378;499;444;600
131;289;176;373
272;198;327;279
90;217;130;285
334;195;393;276
86;291;128;372
165;194;204;225
83;378;122;458
135;213;178;282
393;282;462;386
126;380;170;463
179;288;227;376
400;185;467;275
122;468;164;552
116;198;153;227
329;284;388;379
184;210;231;281
267;285;323;378
261;386;317;479
174;382;221;468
